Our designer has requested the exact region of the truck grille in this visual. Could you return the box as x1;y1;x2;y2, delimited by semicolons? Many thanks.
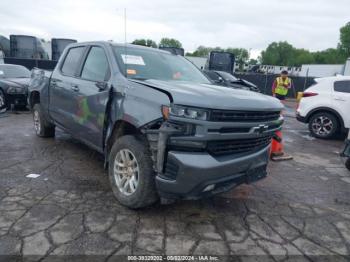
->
210;110;280;122
207;135;273;156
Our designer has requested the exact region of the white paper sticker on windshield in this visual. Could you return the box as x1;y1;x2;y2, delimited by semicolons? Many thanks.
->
0;71;4;75
121;54;145;65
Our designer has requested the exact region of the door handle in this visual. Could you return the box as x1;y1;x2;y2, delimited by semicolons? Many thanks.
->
50;80;57;88
71;84;79;92
95;82;108;91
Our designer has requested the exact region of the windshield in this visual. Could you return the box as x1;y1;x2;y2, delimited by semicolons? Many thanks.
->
113;46;210;84
0;65;30;78
217;71;238;81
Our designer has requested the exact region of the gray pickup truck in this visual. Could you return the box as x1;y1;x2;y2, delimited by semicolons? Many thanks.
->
28;41;283;208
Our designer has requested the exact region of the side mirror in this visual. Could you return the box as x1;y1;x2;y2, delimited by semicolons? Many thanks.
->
214;77;224;84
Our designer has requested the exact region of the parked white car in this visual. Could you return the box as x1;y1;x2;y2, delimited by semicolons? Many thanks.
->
296;76;350;139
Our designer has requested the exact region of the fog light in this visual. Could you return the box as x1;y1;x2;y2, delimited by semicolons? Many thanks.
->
203;184;215;192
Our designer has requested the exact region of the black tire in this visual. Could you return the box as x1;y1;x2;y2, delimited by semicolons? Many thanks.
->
0;88;6;111
308;112;339;139
33;104;55;137
346;158;350;171
108;135;158;209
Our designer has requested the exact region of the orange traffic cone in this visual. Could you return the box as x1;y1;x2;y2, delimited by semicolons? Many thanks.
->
270;130;293;161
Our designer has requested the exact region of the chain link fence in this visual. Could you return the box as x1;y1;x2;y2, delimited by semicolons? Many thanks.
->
234;72;315;98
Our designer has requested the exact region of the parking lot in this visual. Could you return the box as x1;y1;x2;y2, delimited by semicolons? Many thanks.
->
0;102;350;261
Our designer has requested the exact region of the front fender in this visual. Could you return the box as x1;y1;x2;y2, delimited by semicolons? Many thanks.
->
103;81;171;161
113;81;170;128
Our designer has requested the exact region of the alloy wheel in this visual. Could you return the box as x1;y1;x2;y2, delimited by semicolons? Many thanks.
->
311;116;333;136
113;149;139;196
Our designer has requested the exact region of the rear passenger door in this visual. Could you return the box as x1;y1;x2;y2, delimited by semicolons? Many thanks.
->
333;80;350;128
73;45;111;149
49;46;86;129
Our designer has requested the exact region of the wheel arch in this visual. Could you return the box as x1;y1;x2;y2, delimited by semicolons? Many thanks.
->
306;107;345;131
29;91;41;109
105;120;143;157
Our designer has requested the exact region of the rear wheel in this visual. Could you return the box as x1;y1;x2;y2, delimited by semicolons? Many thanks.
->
308;112;339;139
108;135;158;209
33;104;55;137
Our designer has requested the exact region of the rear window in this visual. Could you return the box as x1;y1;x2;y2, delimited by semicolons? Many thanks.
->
61;47;85;76
334;80;350;93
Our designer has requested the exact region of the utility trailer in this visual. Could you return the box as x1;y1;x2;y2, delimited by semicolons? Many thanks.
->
10;35;49;59
51;38;77;60
205;51;235;73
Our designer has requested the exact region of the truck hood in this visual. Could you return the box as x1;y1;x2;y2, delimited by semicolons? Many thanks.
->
137;79;283;111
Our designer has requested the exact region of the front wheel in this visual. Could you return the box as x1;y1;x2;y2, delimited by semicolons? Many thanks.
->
308;112;339;139
33;104;55;137
108;135;158;209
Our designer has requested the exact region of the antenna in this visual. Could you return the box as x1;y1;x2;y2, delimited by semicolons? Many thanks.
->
124;8;127;78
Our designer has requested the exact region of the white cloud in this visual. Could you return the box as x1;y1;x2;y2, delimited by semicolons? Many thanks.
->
0;0;349;57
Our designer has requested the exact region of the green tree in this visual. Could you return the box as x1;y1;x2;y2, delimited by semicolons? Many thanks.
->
225;48;249;69
339;22;350;57
132;39;157;48
248;59;258;65
260;41;296;66
293;49;315;66
159;38;182;48
187;46;223;57
225;48;248;61
260;22;350;67
313;48;346;64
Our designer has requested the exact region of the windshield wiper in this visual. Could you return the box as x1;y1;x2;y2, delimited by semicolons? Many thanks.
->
130;77;149;81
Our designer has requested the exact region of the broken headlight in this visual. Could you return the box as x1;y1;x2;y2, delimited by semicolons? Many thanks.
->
162;105;209;121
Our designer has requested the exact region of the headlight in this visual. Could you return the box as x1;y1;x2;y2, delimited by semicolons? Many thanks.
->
162;105;209;121
7;86;25;94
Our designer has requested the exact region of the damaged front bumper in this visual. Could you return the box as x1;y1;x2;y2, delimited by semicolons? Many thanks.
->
146;115;283;200
156;146;269;200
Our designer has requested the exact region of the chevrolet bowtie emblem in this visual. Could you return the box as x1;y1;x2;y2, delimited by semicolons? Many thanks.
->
252;124;269;134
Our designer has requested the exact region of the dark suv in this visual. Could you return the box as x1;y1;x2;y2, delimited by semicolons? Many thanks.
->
28;41;283;208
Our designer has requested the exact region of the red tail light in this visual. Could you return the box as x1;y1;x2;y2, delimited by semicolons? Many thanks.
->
302;92;318;97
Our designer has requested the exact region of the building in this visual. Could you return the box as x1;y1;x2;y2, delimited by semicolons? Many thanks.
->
258;65;301;75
